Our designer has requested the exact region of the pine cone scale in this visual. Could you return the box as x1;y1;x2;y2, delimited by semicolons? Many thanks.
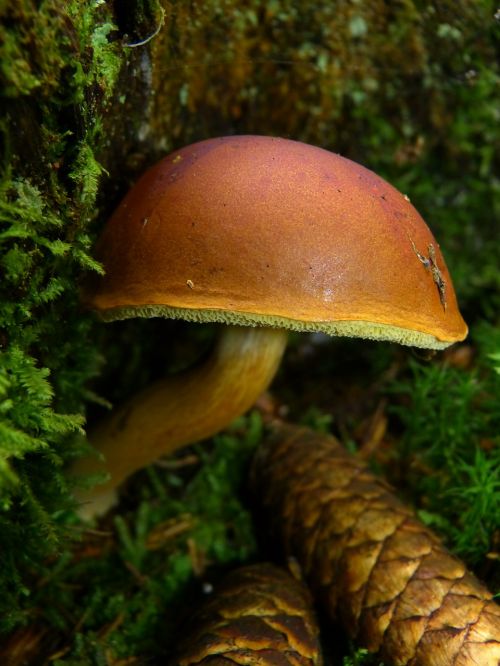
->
250;425;500;665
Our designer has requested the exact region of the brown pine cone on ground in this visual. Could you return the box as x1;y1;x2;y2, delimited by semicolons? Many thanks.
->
171;562;323;665
250;423;500;666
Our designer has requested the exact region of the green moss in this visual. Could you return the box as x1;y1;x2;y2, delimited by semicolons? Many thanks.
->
343;648;384;666
388;321;500;564
17;415;261;661
0;0;122;631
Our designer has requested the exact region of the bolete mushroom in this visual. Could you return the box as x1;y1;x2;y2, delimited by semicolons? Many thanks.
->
73;135;467;518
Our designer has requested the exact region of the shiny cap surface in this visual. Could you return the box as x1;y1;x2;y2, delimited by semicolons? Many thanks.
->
85;136;467;349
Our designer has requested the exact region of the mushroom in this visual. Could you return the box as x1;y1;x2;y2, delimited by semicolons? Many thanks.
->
73;135;467;518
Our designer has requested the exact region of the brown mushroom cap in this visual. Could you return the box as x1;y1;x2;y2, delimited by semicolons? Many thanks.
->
86;135;467;349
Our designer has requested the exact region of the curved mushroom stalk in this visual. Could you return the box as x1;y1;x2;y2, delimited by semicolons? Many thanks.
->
73;325;287;519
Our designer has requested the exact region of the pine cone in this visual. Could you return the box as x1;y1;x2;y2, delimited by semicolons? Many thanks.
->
172;562;323;665
250;423;500;666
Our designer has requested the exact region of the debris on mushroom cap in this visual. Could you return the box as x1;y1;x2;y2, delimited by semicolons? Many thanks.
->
85;135;467;350
172;563;323;665
250;424;500;666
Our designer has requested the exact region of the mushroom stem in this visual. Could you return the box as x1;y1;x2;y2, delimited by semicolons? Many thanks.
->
73;325;287;518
